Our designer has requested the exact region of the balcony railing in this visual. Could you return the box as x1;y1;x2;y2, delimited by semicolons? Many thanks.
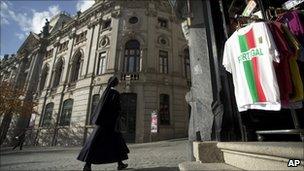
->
120;72;139;81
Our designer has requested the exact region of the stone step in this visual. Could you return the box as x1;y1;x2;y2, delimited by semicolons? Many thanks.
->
179;161;243;171
217;142;304;170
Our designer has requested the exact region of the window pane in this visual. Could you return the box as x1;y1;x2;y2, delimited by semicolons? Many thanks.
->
60;99;73;126
128;56;135;72
159;94;170;125
43;103;54;127
124;40;140;73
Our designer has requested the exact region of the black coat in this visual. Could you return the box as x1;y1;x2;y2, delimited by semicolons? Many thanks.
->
77;89;129;164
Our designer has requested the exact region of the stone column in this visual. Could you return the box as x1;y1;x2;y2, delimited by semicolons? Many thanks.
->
187;0;214;142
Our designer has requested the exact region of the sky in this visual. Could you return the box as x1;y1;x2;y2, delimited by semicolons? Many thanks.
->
0;0;95;58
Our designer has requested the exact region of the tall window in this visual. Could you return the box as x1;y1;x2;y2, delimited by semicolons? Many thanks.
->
184;48;191;79
46;49;53;59
102;19;111;29
42;103;54;127
53;59;63;87
159;50;168;74
124;40;140;73
158;18;168;28
58;41;69;53
70;52;81;83
159;94;170;125
75;31;87;44
90;94;100;124
96;52;107;75
59;99;73;126
39;65;49;91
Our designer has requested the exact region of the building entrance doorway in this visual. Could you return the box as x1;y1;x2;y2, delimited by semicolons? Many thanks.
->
120;93;137;143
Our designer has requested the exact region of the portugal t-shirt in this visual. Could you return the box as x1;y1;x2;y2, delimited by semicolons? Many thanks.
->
223;22;281;112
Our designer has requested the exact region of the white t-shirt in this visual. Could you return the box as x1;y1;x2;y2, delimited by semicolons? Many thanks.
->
222;22;281;112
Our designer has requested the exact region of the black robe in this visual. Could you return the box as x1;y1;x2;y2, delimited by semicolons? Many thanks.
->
77;89;129;164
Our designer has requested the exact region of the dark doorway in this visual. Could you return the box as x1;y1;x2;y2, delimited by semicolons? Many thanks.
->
120;93;137;143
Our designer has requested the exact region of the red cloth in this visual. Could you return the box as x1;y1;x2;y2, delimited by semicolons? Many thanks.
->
268;22;293;105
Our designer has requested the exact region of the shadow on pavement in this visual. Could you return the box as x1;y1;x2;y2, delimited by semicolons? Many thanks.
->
126;167;179;171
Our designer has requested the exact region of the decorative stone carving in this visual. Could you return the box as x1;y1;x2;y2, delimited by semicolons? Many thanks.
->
111;10;121;18
98;36;110;48
158;35;169;46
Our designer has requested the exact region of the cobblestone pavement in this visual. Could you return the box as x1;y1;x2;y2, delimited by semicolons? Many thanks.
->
0;139;189;171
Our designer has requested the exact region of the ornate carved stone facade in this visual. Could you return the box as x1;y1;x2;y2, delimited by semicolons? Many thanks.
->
4;0;190;146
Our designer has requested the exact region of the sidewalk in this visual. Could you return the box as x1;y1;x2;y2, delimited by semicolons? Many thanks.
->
0;146;80;155
1;138;188;155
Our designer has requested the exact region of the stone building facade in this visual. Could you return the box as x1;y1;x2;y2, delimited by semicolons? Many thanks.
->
1;0;190;146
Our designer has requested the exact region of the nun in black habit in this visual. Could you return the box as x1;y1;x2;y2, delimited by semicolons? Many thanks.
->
77;76;129;171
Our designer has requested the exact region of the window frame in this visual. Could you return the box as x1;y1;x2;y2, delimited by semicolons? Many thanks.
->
159;50;169;74
158;18;168;28
96;52;107;75
59;99;73;126
159;94;170;125
42;102;54;127
123;40;140;73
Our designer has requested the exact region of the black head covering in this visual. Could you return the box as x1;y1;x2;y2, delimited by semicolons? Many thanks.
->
91;76;119;125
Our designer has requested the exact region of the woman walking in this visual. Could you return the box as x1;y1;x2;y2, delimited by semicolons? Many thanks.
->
77;76;129;171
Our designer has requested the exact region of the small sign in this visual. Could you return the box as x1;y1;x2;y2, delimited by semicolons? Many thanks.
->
283;0;304;10
151;110;158;133
242;0;257;17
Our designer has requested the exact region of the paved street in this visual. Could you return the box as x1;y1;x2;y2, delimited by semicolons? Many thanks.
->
0;139;188;171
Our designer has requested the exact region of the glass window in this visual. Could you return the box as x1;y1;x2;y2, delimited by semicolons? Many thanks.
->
53;59;63;87
59;99;73;126
102;19;111;29
129;17;139;24
39;66;49;91
42;103;54;127
159;50;168;74
158;18;168;28
159;94;170;125
96;52;107;75
70;54;81;83
90;94;100;124
124;40;140;73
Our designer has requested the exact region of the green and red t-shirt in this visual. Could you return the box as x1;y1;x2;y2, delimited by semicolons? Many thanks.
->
223;22;281;112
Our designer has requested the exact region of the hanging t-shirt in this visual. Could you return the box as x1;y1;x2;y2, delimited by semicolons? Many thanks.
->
223;22;281;112
268;22;293;106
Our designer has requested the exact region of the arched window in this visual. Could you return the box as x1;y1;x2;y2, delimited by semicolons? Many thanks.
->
90;94;100;124
59;99;73;126
124;40;140;73
53;58;63;87
42;103;54;127
159;94;170;125
39;65;49;91
70;52;82;83
184;48;191;79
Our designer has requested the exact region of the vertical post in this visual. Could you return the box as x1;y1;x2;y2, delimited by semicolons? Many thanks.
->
257;0;268;19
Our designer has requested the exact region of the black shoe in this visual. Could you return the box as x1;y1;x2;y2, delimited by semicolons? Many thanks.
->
117;163;128;170
83;165;91;171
